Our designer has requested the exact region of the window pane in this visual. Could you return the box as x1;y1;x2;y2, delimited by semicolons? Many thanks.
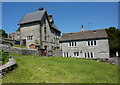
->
85;53;87;58
69;42;71;47
91;41;93;45
77;52;79;56
67;53;68;57
91;52;93;58
88;53;90;58
94;41;96;45
75;42;76;46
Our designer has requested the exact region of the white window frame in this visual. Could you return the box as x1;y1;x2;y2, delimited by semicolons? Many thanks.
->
63;52;69;57
73;52;79;57
68;42;77;47
84;52;94;59
26;36;33;41
87;40;97;46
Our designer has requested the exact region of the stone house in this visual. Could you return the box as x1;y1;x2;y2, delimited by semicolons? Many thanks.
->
60;29;110;59
8;31;20;41
18;8;61;52
8;31;21;45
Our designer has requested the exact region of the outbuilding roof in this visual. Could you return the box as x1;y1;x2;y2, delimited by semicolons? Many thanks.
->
60;29;108;42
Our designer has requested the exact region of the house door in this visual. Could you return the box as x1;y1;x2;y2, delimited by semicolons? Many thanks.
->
23;39;26;46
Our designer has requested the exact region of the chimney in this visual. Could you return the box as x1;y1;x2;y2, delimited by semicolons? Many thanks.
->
38;8;44;11
48;14;54;25
81;25;84;31
48;14;52;19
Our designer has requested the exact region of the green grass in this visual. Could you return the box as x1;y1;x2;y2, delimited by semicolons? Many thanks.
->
9;53;38;57
2;56;118;83
13;45;25;48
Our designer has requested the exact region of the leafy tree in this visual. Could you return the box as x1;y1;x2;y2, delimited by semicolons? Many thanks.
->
106;27;120;57
0;29;8;38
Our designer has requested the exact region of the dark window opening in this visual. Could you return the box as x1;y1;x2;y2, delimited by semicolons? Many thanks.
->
91;41;93;45
75;42;77;46
45;36;47;40
91;52;93;58
94;41;96;45
88;53;90;58
85;53;87;58
44;27;47;34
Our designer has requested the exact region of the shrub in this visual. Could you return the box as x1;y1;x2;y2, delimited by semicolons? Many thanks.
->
98;59;107;62
0;51;9;64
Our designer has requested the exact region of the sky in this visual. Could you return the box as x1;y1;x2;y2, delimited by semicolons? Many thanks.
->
2;2;118;33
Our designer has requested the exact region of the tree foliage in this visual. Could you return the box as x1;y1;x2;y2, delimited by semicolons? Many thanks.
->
0;29;8;38
16;27;20;32
35;40;39;45
0;50;9;64
106;27;120;56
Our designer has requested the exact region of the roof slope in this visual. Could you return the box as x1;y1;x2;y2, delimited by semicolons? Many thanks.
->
51;25;61;32
60;29;108;42
18;10;45;25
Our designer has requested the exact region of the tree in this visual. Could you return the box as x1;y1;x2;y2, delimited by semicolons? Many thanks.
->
0;29;8;38
106;27;120;57
16;27;20;32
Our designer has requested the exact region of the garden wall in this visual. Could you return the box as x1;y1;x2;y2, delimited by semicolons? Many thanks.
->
0;44;38;55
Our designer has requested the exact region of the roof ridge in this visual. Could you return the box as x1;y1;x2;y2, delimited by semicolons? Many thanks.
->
25;10;46;15
63;29;105;34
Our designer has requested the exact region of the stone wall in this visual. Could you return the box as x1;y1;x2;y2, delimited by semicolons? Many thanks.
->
0;58;17;77
54;49;62;57
20;22;41;49
0;44;38;55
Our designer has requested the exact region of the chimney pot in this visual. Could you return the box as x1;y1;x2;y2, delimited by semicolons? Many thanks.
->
81;25;84;31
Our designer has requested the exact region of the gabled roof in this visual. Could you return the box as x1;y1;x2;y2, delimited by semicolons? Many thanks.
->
60;29;108;42
18;10;46;25
18;9;61;32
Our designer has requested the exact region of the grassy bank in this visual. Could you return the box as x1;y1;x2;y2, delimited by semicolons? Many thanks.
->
2;56;118;83
13;45;25;48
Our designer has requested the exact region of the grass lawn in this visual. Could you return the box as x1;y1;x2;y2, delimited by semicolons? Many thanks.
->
2;56;118;83
13;45;25;48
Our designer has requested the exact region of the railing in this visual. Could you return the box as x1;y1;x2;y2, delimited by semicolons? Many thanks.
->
0;58;17;77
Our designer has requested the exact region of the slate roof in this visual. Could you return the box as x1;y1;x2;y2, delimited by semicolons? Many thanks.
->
60;29;108;42
18;9;61;32
18;10;46;25
51;25;61;32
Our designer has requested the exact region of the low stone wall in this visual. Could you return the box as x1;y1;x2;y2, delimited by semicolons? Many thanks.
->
0;58;17;77
0;44;38;55
54;49;62;57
